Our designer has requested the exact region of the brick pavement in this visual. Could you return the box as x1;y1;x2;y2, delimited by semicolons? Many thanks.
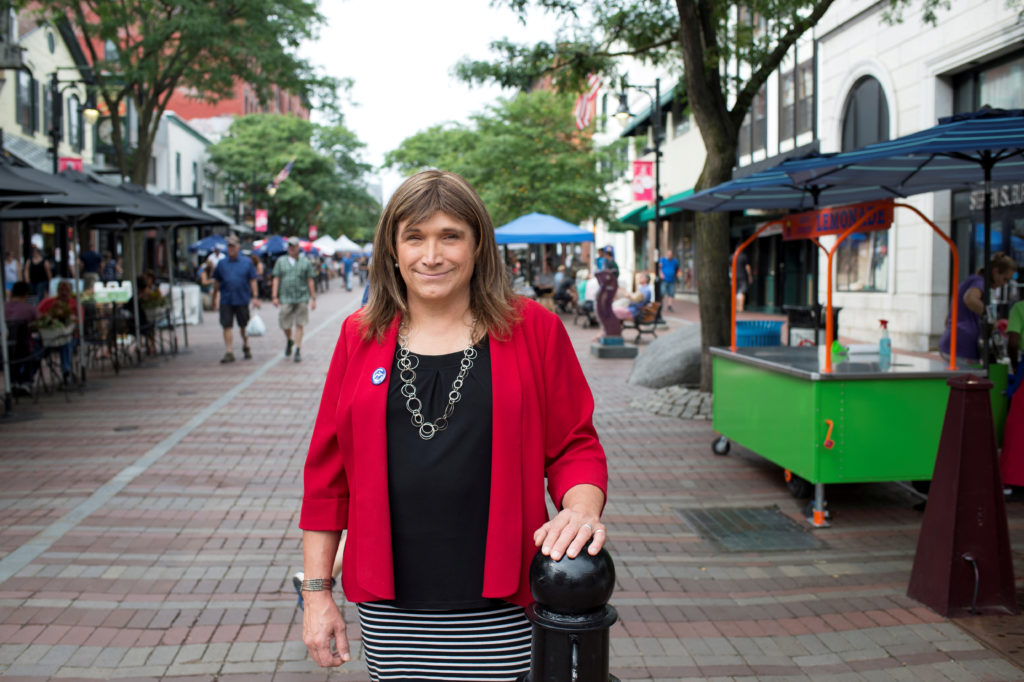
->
0;287;1022;681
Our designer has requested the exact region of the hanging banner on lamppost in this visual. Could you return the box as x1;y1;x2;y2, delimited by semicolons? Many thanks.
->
254;209;268;233
308;224;318;239
632;160;654;202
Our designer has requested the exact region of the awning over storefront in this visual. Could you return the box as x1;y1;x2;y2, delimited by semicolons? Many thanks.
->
616;189;696;229
617;205;646;226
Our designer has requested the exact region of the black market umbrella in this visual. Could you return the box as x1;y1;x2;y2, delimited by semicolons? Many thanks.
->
785;108;1024;294
0;170;142;410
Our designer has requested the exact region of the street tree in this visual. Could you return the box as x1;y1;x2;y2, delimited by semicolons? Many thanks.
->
457;0;843;391
207;114;379;240
32;0;341;185
386;89;625;228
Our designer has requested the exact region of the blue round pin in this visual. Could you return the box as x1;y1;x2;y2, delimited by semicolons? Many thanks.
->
371;367;387;385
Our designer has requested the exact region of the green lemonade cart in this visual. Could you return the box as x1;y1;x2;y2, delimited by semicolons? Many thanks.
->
710;200;1009;527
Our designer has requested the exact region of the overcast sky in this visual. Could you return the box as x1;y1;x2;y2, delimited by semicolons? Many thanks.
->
301;0;565;201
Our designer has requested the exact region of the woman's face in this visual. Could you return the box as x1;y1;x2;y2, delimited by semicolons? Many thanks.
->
396;211;476;309
992;268;1015;288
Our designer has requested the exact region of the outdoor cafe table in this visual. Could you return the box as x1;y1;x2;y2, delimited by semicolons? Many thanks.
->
710;345;1008;526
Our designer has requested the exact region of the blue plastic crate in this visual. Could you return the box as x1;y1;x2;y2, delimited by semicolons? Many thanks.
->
735;320;784;347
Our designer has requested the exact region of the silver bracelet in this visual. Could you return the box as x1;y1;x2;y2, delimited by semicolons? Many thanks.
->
300;577;334;592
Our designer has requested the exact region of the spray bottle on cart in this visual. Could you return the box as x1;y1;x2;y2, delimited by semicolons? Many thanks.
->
879;319;892;370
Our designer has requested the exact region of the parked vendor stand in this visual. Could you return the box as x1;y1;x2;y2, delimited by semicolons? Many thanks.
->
706;200;1007;526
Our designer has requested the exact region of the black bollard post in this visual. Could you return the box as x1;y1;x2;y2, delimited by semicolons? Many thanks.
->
518;540;619;682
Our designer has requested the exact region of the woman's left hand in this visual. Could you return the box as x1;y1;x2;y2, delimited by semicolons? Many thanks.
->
533;488;607;561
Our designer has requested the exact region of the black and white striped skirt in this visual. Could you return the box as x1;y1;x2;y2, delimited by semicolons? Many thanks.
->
357;601;532;681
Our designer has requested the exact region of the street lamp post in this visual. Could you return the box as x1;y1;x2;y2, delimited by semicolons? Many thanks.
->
615;78;664;316
48;70;100;174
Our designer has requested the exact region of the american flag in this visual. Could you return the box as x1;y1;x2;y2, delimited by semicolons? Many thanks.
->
268;158;295;192
574;73;602;130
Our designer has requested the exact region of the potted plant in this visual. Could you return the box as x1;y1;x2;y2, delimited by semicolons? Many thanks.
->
33;301;76;346
140;288;169;320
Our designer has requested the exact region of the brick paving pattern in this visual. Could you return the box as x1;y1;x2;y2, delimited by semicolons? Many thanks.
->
0;290;1022;680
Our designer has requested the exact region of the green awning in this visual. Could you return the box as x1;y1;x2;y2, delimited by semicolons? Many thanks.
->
616;189;695;230
617;205;646;226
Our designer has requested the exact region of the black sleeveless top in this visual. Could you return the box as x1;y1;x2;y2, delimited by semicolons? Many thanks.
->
28;259;48;285
385;336;493;609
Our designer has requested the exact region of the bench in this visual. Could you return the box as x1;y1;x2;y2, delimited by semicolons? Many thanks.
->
621;301;660;343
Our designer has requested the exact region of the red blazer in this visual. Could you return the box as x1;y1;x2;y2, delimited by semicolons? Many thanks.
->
300;299;608;607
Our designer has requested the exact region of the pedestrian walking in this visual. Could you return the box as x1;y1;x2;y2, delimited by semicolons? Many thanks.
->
23;245;51;302
78;246;102;294
342;252;355;291
298;169;608;678
212;235;260;363
271;236;316;363
658;249;680;312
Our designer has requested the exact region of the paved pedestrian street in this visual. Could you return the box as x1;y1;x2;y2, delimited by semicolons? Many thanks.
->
1;285;1022;681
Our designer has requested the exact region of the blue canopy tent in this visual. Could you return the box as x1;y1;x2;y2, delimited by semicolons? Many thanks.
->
494;213;595;244
188;234;228;254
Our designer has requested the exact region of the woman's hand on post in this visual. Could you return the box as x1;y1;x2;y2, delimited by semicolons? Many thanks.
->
302;591;350;667
533;483;607;561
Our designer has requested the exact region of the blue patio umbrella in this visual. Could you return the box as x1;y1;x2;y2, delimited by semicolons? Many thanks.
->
188;234;228;254
494;212;594;244
255;234;288;255
664;155;963;213
783;108;1024;290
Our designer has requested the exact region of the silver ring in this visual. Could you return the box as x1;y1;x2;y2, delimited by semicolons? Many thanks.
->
582;523;593;532
593;528;605;533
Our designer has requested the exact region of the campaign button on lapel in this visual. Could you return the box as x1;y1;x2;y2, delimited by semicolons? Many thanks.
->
371;367;387;385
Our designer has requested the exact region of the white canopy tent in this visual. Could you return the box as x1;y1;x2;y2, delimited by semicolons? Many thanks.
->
333;234;363;253
312;235;338;255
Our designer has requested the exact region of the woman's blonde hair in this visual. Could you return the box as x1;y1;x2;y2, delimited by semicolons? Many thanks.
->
360;169;518;341
977;251;1017;276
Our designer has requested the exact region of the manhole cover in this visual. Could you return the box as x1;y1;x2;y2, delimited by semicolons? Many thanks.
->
113;425;139;432
677;506;825;552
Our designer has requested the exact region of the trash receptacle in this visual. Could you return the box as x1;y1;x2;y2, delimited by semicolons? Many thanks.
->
736;320;784;347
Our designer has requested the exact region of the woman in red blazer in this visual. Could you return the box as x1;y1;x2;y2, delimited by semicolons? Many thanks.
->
299;170;608;679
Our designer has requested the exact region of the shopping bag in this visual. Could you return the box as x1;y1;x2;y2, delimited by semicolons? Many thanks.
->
246;311;267;337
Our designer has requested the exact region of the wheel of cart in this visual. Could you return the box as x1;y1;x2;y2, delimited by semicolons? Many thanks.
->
784;469;813;498
711;435;730;455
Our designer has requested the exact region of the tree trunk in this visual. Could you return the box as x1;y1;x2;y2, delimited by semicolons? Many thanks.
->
694;158;734;392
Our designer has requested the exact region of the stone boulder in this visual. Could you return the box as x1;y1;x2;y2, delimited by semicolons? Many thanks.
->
628;323;702;389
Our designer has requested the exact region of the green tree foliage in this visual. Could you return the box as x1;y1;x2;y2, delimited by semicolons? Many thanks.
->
386;90;626;228
33;0;341;185
458;0;840;390
207;114;379;241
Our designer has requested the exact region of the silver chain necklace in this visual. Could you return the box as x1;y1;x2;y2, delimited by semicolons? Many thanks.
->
396;323;478;441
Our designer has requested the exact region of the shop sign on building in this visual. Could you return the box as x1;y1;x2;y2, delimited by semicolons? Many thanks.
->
969;183;1024;211
632;160;654;202
782;199;894;240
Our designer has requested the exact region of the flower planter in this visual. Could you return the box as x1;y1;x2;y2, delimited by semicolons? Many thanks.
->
38;324;75;347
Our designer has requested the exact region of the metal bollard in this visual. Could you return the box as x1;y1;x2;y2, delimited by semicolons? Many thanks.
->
518;540;619;682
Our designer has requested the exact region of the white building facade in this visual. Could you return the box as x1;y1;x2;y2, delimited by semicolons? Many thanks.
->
815;0;1024;350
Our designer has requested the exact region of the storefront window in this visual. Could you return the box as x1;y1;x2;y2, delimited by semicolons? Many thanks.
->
978;54;1024;109
780;59;814;142
835;76;890;291
954;51;1024;113
836;231;889;292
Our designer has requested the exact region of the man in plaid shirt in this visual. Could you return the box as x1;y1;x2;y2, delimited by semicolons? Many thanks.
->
271;236;317;362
